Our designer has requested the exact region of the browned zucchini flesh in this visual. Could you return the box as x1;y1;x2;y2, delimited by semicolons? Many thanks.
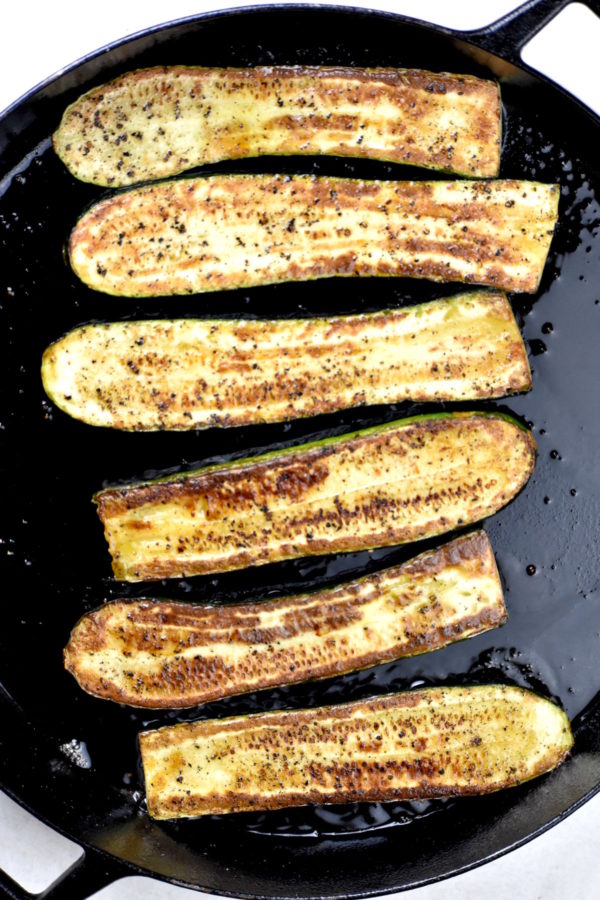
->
53;65;501;186
64;531;505;708
139;685;573;818
41;291;531;431
70;176;559;296
94;412;536;582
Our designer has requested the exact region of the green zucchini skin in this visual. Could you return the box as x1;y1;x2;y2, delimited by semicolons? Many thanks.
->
94;412;536;582
69;175;559;296
53;65;502;186
139;684;573;818
64;531;506;708
41;291;531;431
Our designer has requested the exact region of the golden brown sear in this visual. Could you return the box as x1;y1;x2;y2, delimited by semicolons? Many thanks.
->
69;175;559;296
54;65;502;186
94;412;536;582
140;685;573;818
64;531;505;708
42;291;531;431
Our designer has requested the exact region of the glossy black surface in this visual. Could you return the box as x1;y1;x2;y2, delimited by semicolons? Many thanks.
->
1;4;600;897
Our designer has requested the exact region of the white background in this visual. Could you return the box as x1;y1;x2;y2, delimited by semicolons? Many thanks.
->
1;2;600;898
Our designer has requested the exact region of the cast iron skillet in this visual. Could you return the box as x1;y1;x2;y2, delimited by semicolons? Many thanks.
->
1;1;600;896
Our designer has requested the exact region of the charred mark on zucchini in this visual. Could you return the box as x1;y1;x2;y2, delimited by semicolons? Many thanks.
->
64;531;506;708
54;65;501;186
94;412;536;582
41;291;531;430
69;176;559;296
139;685;573;818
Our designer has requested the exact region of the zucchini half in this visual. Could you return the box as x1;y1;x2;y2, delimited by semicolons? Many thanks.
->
70;175;559;297
64;531;505;708
139;685;573;818
94;412;536;582
42;291;531;431
53;65;501;187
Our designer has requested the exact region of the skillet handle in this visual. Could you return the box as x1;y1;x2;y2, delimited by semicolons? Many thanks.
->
465;0;600;63
0;844;129;900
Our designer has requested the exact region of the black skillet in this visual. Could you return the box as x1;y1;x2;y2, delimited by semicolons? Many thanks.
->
1;1;600;896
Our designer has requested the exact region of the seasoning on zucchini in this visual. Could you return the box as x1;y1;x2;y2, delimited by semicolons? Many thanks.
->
53;65;502;187
41;291;531;431
139;684;573;818
94;411;536;582
64;531;505;708
69;175;559;297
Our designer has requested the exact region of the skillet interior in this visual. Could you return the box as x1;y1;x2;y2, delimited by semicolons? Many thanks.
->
1;5;600;896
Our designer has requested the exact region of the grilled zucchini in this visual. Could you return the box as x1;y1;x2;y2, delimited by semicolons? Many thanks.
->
64;531;505;708
53;65;501;187
42;291;531;431
69;176;559;296
95;412;535;582
139;685;572;818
